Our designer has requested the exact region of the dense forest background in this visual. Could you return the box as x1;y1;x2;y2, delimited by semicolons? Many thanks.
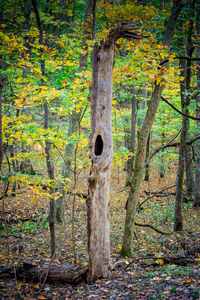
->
0;0;199;298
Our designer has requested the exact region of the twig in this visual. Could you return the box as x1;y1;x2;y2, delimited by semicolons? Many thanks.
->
135;222;172;235
122;254;195;271
138;184;176;210
40;250;57;290
147;131;181;166
13;265;22;298
48;141;74;174
147;134;200;164
123;255;162;271
160;55;200;66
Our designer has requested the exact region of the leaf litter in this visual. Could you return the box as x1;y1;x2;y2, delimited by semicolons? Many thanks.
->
0;167;199;299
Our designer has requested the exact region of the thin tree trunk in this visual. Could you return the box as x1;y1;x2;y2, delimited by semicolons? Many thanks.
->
159;131;166;178
144;133;150;181
31;0;56;257
174;44;188;231
194;1;200;208
0;77;3;171
79;0;97;70
56;0;97;224
174;115;187;231
114;107;120;184
121;85;165;256
121;0;183;257
185;143;194;200
185;12;195;201
174;8;194;230
141;87;147;110
56;111;79;223
126;93;137;186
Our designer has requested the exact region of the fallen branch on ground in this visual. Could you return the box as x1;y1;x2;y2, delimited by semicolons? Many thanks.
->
135;222;172;235
123;249;200;271
0;263;88;284
137;184;176;211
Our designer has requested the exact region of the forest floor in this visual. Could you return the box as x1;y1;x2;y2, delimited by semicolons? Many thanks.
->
0;166;199;299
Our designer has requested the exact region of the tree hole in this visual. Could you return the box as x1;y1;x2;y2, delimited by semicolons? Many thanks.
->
95;135;103;156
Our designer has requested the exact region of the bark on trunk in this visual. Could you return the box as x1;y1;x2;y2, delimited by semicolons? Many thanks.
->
56;111;79;224
185;15;195;201
79;0;97;70
126;93;137;186
0;263;88;284
87;41;114;282
159;131;166;178
194;2;200;208
121;84;164;256
87;23;146;281
174;117;187;231
174;11;194;231
185;142;194;201
144;133;150;181
0;78;3;171
121;0;183;257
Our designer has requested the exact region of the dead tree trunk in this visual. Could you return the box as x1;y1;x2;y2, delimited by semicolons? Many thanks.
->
87;23;146;282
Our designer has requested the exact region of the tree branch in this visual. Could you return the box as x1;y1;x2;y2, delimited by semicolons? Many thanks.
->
147;134;200;164
135;222;172;235
161;96;200;120
147;130;181;165
160;55;200;66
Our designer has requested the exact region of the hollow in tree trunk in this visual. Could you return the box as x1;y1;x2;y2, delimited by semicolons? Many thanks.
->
87;23;146;281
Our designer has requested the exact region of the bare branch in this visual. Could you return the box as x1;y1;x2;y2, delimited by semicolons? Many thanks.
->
147;130;181;165
161;96;200;120
135;222;172;235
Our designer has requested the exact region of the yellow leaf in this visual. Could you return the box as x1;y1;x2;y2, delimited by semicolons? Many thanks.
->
17;282;23;290
34;284;40;289
117;243;122;250
156;259;164;265
194;257;200;262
